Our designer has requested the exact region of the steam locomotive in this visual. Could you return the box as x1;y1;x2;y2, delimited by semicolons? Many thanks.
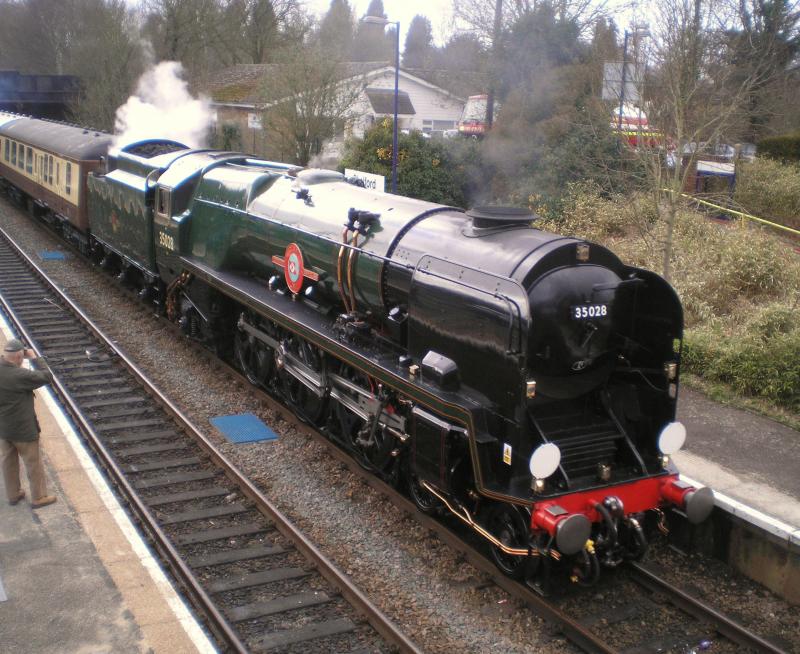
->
0;112;714;590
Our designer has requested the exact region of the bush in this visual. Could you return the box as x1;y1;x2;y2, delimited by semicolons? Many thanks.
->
734;157;800;231
340;119;465;206
757;132;800;163
534;182;657;244
684;322;800;411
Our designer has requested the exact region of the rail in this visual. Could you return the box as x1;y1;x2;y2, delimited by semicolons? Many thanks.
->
628;562;787;653
0;225;420;654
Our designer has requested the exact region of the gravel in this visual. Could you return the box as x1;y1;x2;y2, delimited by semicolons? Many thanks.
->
2;198;796;654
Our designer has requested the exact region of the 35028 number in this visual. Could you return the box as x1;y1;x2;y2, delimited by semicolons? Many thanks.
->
572;304;608;320
158;232;175;251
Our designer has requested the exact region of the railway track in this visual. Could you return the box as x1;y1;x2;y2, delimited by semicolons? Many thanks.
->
0;225;419;654
0;210;791;654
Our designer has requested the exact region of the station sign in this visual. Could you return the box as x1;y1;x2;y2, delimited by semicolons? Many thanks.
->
247;113;263;130
344;168;385;192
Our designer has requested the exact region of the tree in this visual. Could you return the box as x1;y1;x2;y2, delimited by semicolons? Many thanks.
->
67;0;147;131
402;15;435;69
220;0;302;64
340;119;466;206
452;0;611;44
318;0;355;60
436;33;487;72
142;0;222;84
725;0;800;140
261;44;366;165
0;0;146;131
352;0;393;62
635;0;772;280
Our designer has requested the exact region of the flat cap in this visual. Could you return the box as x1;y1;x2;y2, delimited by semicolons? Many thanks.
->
3;338;25;353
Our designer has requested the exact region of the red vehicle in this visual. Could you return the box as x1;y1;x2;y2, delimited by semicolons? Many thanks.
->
611;104;666;148
458;94;491;137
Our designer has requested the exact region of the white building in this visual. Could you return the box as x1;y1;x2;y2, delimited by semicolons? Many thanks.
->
207;63;466;163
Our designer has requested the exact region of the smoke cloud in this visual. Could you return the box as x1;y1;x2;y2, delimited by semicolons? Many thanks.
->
113;61;213;149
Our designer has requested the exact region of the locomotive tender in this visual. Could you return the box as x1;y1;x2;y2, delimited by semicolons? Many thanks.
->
0;111;714;589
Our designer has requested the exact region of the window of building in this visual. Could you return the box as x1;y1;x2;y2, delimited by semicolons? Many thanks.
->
65;163;72;196
422;119;457;137
26;147;33;174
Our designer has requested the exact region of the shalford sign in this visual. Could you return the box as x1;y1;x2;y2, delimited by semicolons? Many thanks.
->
344;168;385;193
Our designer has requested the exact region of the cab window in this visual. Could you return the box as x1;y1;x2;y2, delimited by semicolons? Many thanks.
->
156;187;171;218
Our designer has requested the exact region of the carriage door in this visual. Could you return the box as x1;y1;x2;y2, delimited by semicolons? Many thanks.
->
412;407;454;487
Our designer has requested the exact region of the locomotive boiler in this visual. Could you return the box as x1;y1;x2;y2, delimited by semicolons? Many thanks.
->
0;116;715;590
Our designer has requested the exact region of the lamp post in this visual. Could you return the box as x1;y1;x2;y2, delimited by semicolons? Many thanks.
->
361;15;400;193
617;24;650;133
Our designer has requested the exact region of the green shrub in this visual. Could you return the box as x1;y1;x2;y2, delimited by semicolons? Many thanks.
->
684;326;800;411
757;132;800;163
340;119;465;206
734;158;800;231
535;182;657;244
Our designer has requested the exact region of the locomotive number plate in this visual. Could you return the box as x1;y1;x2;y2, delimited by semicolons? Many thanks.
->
571;303;608;320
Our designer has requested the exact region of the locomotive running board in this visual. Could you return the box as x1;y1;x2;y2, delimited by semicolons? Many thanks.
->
180;257;482;409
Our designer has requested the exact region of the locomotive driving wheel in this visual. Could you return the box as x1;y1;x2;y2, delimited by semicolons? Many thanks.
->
331;365;393;472
276;335;327;425
234;325;275;388
488;504;529;579
331;364;370;448
407;472;442;514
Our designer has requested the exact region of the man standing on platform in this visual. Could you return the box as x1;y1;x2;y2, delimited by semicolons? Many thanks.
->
0;338;56;508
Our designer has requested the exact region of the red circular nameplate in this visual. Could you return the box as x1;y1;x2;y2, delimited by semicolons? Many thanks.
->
284;243;305;294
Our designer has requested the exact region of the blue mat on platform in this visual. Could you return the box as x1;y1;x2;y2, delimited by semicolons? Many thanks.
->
38;250;66;261
210;413;278;444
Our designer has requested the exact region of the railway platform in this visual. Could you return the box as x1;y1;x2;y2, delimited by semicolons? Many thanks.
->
675;387;800;530
0;333;212;654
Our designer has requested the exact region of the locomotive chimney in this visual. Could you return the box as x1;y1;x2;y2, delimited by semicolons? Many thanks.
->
466;206;536;229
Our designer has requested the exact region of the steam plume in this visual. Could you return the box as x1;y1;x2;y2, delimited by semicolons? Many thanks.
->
113;61;212;149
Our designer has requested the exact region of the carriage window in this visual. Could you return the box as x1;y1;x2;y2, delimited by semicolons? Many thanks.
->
48;156;53;184
56;162;60;186
65;163;72;195
11;142;16;166
26;147;33;174
3;139;8;162
18;143;24;169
